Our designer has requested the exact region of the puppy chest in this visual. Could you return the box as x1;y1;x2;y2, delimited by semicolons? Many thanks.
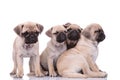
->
53;51;64;63
21;50;36;57
23;53;35;57
90;48;98;61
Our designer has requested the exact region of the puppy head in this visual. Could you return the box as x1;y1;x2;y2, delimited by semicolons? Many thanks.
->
82;23;105;43
46;25;67;44
14;22;44;44
63;23;82;49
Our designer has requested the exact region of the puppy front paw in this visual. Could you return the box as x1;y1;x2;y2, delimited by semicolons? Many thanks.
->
35;71;45;77
42;71;48;76
10;71;16;75
102;72;108;78
49;71;57;77
99;72;108;78
27;72;35;76
13;73;24;78
82;75;88;78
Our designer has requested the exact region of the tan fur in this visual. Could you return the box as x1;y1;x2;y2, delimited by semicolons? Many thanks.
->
10;22;44;78
57;23;107;78
40;25;67;77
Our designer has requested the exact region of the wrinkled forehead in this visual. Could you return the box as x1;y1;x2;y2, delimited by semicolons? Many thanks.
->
22;23;39;33
88;24;103;31
52;25;67;33
69;24;81;29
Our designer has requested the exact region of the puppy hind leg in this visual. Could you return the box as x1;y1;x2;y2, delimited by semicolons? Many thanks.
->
87;70;107;78
83;61;107;78
62;71;87;78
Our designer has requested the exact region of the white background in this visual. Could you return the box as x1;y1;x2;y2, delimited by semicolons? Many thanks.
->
0;0;119;80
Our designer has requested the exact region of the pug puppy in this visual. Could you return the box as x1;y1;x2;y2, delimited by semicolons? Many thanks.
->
63;23;82;49
10;22;44;78
57;23;107;78
40;25;67;77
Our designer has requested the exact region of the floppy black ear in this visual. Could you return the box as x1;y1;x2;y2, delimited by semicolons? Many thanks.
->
36;24;44;33
14;24;24;36
46;28;53;37
82;30;91;39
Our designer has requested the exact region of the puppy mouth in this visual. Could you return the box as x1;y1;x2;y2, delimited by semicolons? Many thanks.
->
25;38;38;44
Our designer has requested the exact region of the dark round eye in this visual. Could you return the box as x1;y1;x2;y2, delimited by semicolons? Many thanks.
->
78;29;81;33
21;25;24;28
67;28;72;32
35;32;39;36
95;29;103;33
22;31;29;36
53;31;59;35
94;30;99;33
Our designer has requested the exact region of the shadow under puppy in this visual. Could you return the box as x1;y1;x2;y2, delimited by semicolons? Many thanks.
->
63;23;82;49
10;22;44;78
57;23;107;78
40;25;67;77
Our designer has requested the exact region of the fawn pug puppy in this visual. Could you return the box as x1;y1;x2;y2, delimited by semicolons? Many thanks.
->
63;23;82;49
10;22;44;78
40;25;67;77
57;23;107;78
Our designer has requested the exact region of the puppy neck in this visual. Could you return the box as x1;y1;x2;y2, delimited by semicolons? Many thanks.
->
77;35;98;48
23;44;34;49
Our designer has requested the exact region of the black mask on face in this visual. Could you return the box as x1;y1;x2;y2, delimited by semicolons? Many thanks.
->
55;32;67;43
95;29;105;43
22;31;39;44
67;29;81;41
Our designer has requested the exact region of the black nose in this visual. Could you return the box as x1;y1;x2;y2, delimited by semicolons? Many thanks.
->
68;30;80;40
57;32;66;43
